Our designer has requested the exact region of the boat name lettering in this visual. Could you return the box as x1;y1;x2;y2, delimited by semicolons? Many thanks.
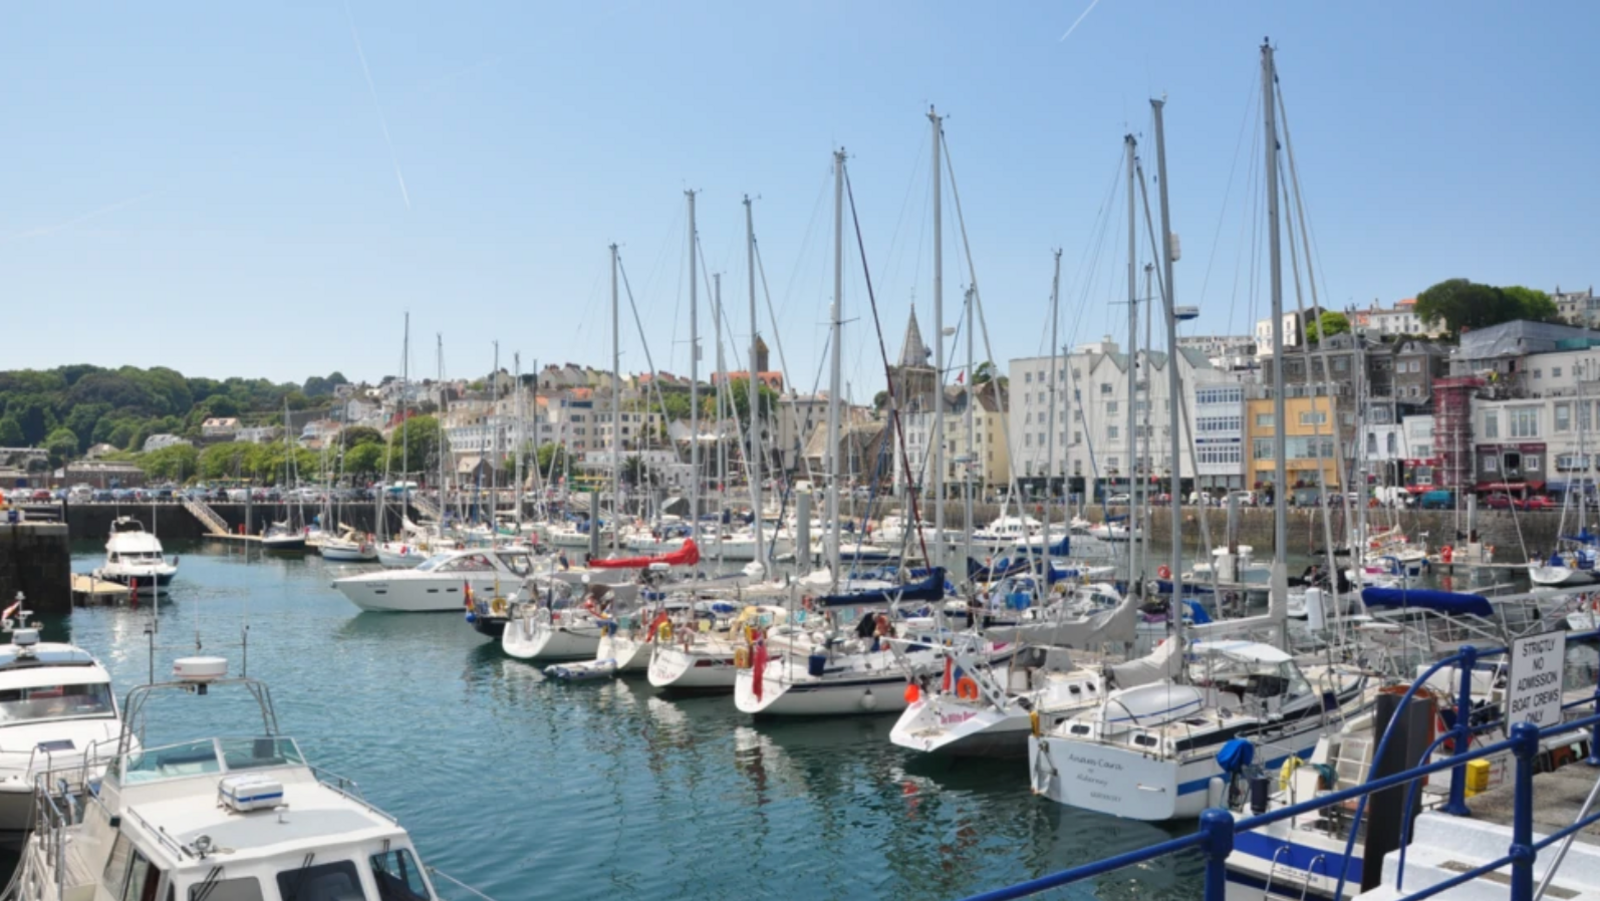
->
1066;753;1123;772
939;711;976;726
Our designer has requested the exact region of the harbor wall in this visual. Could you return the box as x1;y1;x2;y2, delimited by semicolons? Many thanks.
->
0;522;71;614
50;504;414;543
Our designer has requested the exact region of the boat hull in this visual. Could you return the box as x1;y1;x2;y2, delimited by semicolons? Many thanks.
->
333;573;506;613
890;699;1030;757
647;644;739;692
501;617;601;661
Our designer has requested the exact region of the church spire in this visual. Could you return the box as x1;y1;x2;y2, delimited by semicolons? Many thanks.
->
897;308;932;369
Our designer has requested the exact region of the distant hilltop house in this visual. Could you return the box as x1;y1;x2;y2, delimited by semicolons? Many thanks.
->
299;420;341;447
142;434;192;452
84;443;120;460
236;426;279;444
201;417;240;439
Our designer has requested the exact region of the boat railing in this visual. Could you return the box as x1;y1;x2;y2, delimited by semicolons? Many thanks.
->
962;631;1600;901
310;765;399;824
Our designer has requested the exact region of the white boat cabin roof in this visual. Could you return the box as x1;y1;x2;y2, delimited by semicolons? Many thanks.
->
106;737;411;871
1189;639;1292;665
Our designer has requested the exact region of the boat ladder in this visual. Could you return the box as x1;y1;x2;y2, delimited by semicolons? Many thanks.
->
1259;844;1292;900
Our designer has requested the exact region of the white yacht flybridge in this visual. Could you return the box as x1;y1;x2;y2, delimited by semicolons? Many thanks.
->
10;655;447;901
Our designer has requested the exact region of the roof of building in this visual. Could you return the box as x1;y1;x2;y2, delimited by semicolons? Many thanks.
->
1455;319;1600;361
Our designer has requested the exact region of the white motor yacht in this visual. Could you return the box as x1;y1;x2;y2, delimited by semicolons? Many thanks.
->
9;657;445;901
1028;639;1373;821
92;517;177;592
0;605;128;846
332;546;535;612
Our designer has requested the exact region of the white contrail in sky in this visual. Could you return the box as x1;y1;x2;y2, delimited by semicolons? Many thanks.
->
1059;0;1104;42
344;0;410;209
0;192;159;243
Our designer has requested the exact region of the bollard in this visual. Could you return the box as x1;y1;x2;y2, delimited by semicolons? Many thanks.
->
1510;721;1539;901
1443;644;1477;815
1198;808;1234;901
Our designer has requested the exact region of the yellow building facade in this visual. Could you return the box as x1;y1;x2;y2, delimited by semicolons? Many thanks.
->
1243;395;1343;498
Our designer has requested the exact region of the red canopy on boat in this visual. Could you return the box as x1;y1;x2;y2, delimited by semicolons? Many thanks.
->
588;538;700;569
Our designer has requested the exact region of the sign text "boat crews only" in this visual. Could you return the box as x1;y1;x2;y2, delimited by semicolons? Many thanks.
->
1507;631;1566;728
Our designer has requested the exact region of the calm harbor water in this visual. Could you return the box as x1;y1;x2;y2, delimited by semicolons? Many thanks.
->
58;540;1205;901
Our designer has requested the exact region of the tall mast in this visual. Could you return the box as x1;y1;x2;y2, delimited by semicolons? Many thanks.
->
401;312;409;529
514;352;523;535
1263;41;1289;629
745;196;765;572
492;340;500;535
714;271;726;564
1152;97;1185;647
687;191;701;550
827;150;846;583
436;334;445;524
1124;134;1140;595
1045;249;1062;516
963;285;975;567
610;243;622;553
929;107;945;565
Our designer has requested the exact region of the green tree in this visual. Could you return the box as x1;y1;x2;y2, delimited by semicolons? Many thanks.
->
703;377;780;425
385;415;440;477
1502;286;1559;323
535;442;570;475
2;416;31;446
340;426;384;449
621;454;647;487
1303;310;1351;343
62;403;110;452
44;428;80;466
344;443;385;477
139;444;199;482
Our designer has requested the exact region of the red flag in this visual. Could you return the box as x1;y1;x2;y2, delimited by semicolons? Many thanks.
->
942;655;954;693
956;370;965;385
646;609;670;642
751;639;769;701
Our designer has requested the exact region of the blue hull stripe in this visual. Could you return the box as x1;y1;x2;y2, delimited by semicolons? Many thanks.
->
1231;831;1362;886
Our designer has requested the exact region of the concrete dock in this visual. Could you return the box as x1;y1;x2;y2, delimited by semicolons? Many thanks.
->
69;574;129;605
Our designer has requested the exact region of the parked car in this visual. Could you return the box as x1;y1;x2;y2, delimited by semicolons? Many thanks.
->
1516;495;1557;511
1150;493;1172;506
1106;493;1131;505
1482;493;1514;510
1419;489;1455;510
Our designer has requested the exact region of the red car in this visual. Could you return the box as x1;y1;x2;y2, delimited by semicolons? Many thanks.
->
1482;493;1514;509
1515;495;1557;511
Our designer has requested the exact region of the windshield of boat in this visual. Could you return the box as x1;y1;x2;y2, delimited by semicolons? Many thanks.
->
0;681;114;725
121;737;305;785
112;552;164;563
496;552;532;576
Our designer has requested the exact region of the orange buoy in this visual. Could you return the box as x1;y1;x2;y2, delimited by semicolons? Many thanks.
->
1441;545;1454;564
904;684;921;704
956;676;980;701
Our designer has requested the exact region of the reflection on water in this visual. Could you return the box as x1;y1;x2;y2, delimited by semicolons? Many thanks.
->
56;541;1211;900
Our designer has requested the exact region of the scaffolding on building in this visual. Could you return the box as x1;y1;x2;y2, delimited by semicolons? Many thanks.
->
1432;376;1483;490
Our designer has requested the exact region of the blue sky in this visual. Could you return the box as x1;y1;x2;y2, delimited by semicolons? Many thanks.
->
3;2;1595;400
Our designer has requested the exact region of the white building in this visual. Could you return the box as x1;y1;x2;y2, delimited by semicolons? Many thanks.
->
236;426;279;444
142;434;191;452
1193;384;1245;491
1352;299;1445;339
1010;338;1233;498
1254;309;1318;358
1178;335;1257;373
897;385;1010;495
775;394;831;473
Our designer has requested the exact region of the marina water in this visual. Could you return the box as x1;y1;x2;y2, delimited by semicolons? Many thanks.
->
56;542;1205;900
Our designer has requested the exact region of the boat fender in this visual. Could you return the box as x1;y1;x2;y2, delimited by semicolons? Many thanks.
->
956;676;980;702
1029;709;1041;738
1279;755;1305;791
1441;545;1454;564
860;689;877;711
905;684;921;705
1157;564;1172;580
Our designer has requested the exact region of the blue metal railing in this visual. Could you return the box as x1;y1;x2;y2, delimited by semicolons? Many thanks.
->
962;629;1600;901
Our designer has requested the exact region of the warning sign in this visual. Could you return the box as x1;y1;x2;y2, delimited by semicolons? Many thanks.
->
1507;631;1566;729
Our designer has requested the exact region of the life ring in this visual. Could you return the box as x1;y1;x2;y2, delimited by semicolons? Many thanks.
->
1279;755;1305;791
956;675;980;701
658;621;673;643
1157;564;1172;580
490;597;508;617
1441;545;1454;564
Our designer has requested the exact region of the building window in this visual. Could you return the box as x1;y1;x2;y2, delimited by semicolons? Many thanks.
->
1255;413;1275;428
1556;403;1571;432
1527;455;1541;472
1100;383;1113;395
1482;455;1498;473
1483;412;1499;439
1106;457;1119;469
1299;411;1328;426
1510;407;1539;438
1025;372;1033;384
1387;433;1398;454
1553;367;1563;378
1107;401;1118;414
1534;369;1543;379
1108;426;1120;439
